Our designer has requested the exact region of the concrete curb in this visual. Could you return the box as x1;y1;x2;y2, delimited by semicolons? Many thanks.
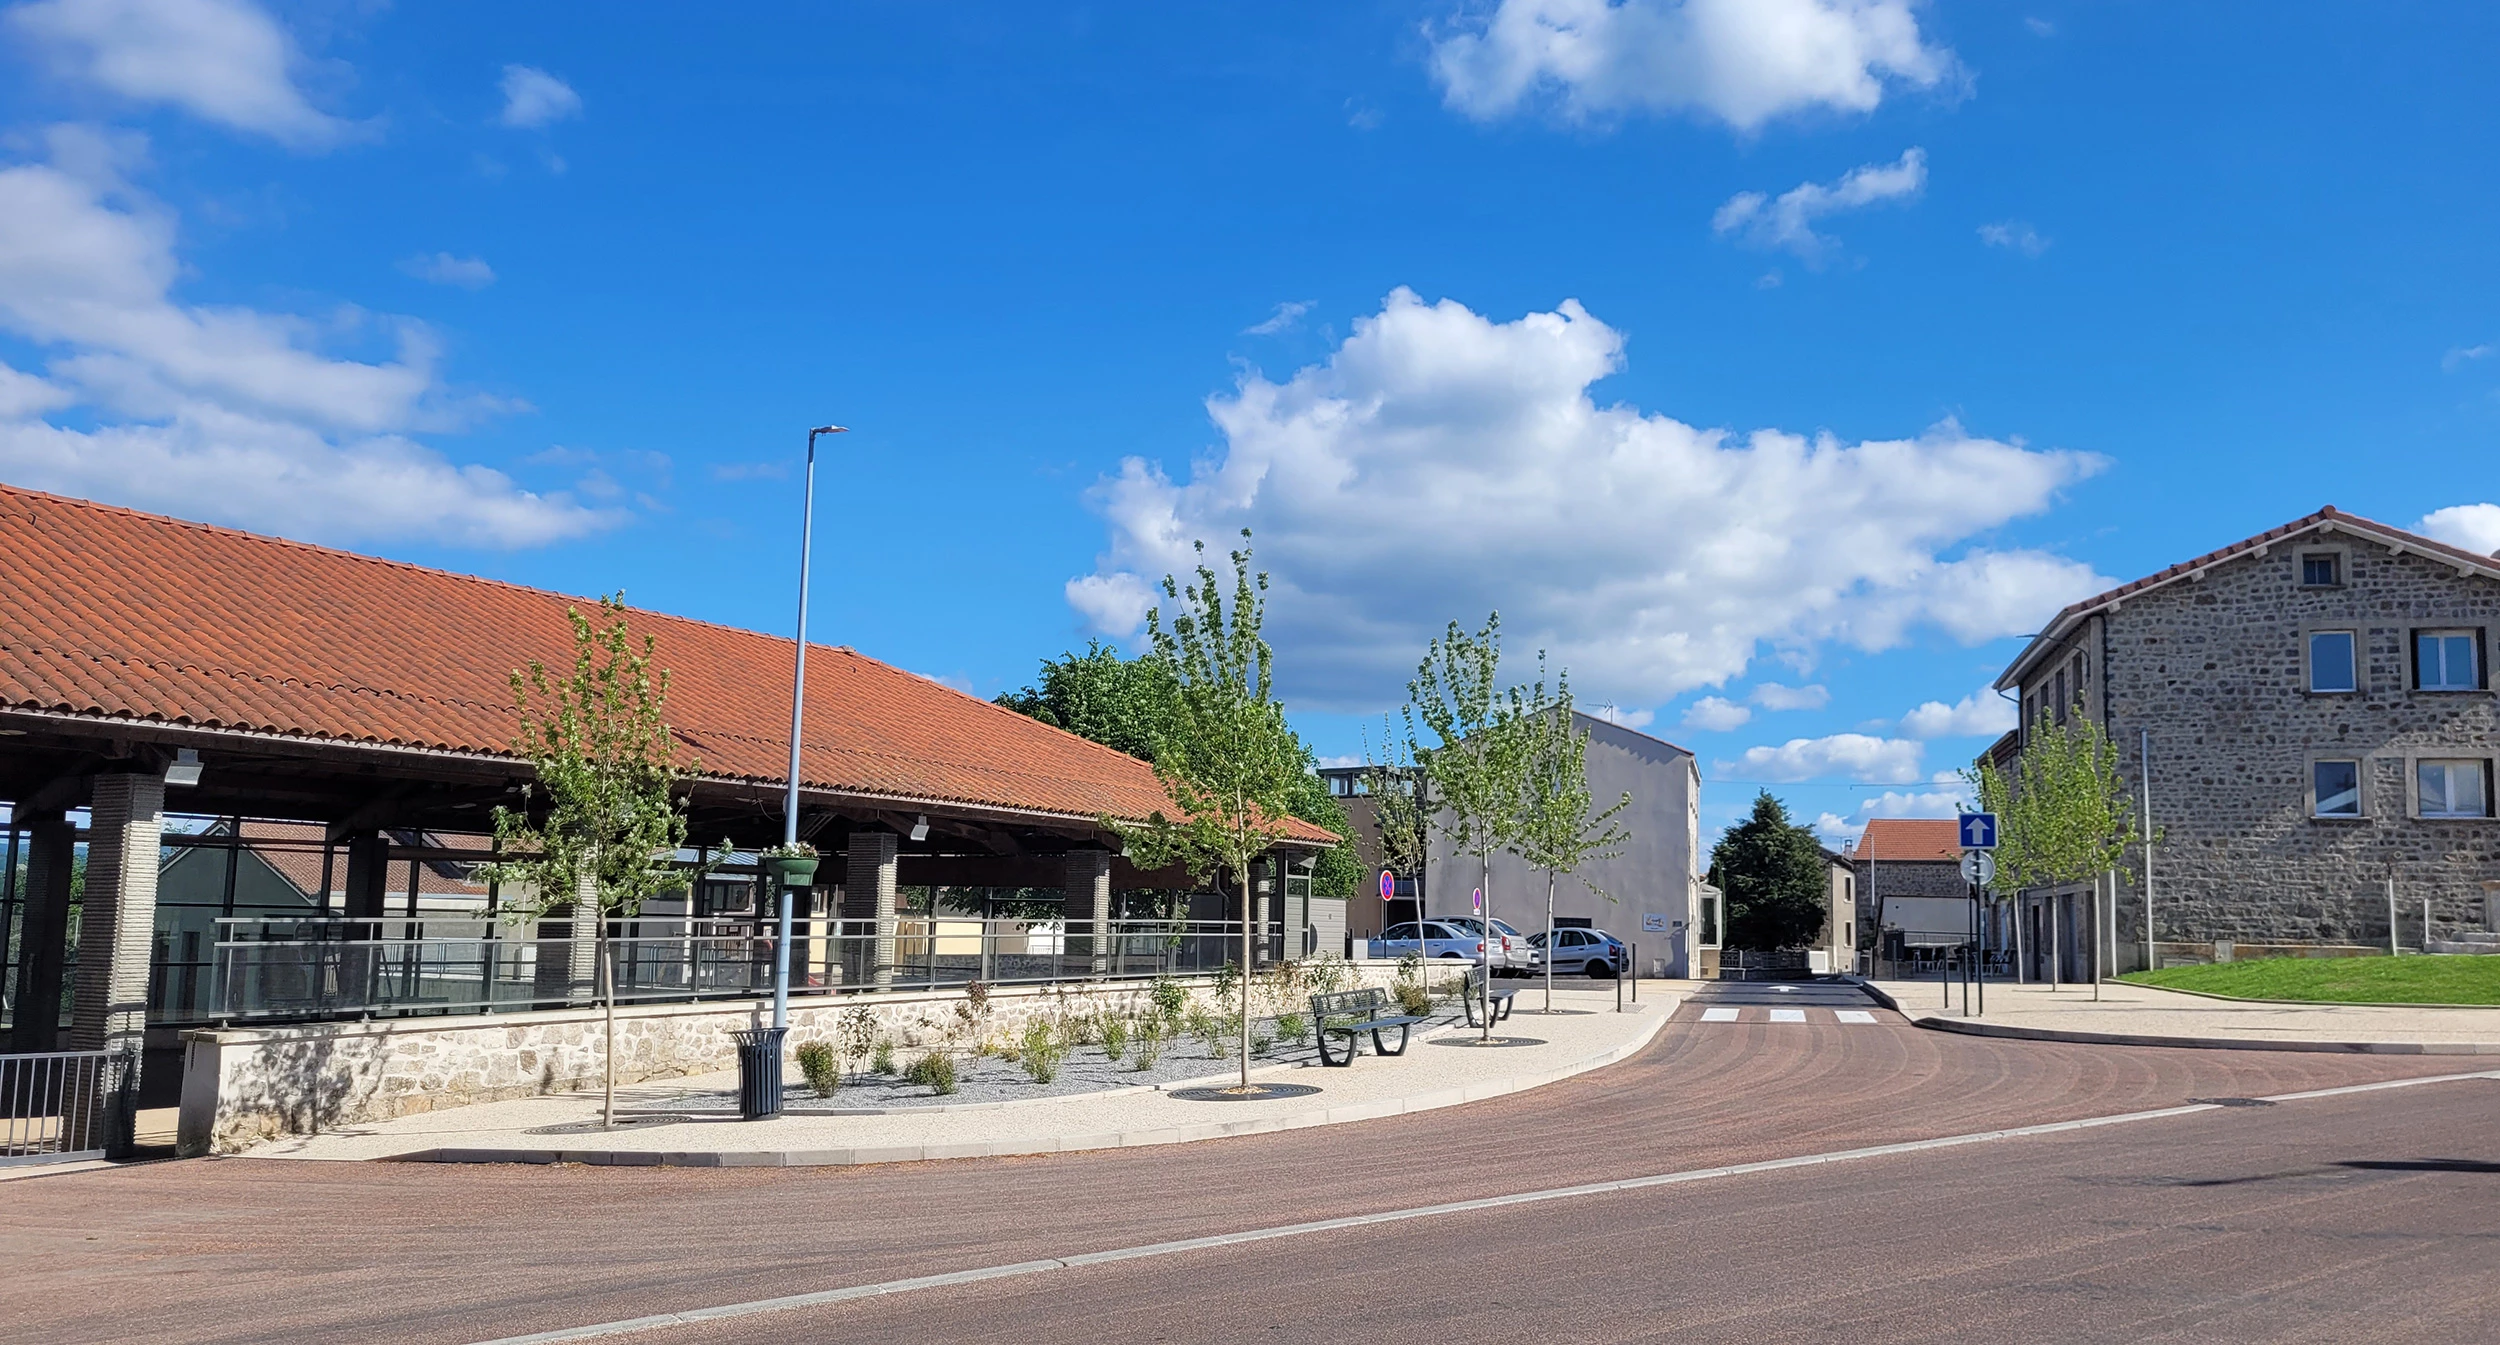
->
1909;1014;2500;1056
388;1006;1669;1168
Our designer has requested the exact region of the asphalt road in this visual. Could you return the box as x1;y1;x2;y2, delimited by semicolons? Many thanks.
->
3;993;2492;1344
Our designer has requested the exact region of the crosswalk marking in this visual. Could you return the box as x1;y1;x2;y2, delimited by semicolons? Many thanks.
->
1836;1009;1876;1024
1768;1008;1807;1023
1700;1006;1740;1022
1688;1005;1885;1025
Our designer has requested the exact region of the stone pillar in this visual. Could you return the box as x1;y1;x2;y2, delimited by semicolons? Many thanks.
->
8;810;75;1054
68;772;166;1157
1062;849;1112;977
847;831;898;989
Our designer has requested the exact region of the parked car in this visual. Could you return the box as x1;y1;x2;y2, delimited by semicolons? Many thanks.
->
1433;916;1541;974
1526;927;1628;978
1367;921;1484;961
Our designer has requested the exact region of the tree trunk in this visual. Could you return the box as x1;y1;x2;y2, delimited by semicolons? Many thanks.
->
1481;850;1493;1041
1239;867;1253;1091
1544;868;1556;1013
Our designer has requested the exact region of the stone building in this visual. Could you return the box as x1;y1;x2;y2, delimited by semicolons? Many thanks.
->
1320;711;1706;977
1844;818;1975;972
1991;506;2500;976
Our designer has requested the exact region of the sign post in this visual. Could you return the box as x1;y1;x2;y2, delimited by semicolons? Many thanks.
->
1958;829;1998;1019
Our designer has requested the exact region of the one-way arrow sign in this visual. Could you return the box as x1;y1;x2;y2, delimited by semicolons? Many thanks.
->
1958;812;1998;850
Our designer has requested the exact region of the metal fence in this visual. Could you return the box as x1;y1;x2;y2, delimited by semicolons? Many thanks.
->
210;917;1253;1022
1;1050;109;1165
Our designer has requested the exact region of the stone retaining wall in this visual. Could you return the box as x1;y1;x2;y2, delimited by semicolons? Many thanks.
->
178;964;1398;1155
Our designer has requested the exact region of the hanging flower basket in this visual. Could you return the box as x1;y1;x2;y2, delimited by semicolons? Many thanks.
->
760;845;820;887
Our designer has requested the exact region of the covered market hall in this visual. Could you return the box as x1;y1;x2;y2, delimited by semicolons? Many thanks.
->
0;485;1336;1157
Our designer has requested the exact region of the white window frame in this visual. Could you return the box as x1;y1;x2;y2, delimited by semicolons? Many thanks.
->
2414;628;2484;692
2304;628;2358;695
1697;892;1722;949
2297;547;2347;588
2413;757;2496;820
2308;756;2366;820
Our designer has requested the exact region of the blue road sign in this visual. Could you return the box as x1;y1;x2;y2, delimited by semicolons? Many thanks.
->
1958;812;1998;850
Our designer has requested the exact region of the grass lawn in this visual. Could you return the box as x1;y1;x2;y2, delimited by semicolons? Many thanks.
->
2119;955;2500;1005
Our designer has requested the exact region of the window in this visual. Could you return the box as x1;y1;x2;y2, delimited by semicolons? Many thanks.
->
2053;669;2068;725
2301;552;2341;587
2313;759;2362;818
2418;760;2492;819
2308;631;2357;693
1697;893;1722;948
2416;630;2482;691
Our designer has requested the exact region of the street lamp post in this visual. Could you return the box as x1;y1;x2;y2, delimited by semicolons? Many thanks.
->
774;424;846;1033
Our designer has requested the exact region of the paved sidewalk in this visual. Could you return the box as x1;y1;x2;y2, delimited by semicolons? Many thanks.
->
1867;975;2500;1053
237;986;1673;1167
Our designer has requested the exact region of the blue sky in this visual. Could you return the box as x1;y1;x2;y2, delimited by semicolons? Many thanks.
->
3;1;2497;847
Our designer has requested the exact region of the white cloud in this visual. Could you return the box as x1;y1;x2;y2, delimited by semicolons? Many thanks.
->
2443;344;2493;372
0;132;614;548
2024;17;2055;37
1750;681;1828;710
1429;0;1953;132
398;252;495;289
2419;504;2500;556
1680;696;1751;732
1247;301;1314;336
498;65;582;128
1898;686;2016;739
1813;785;1965;845
10;0;355;149
1069;288;2108;711
1722;733;1923;783
1713;148;1926;263
1978;220;2049;256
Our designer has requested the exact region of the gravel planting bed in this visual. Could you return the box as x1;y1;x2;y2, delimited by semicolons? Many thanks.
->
623;1009;1469;1113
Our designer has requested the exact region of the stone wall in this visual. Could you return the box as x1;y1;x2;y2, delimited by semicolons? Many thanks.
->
2017;529;2500;956
179;965;1396;1156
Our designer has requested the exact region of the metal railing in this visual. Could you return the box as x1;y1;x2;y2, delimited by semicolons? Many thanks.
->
2;1050;109;1165
210;918;1254;1022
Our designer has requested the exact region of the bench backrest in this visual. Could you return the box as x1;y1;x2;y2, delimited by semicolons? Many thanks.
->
1464;963;1488;995
1310;988;1386;1021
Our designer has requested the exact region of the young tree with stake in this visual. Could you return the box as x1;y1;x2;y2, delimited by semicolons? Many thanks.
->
1510;664;1632;1011
1964;711;2143;996
479;597;718;1129
1109;533;1310;1093
1404;614;1529;1040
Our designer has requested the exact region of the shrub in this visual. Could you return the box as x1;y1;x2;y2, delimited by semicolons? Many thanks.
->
1212;960;1242;1012
1020;1020;1067;1084
1306;955;1354;997
1185;1007;1220;1057
1274;1012;1309;1045
1150;976;1188;1027
1101;1015;1130;1063
870;1039;897;1075
835;1006;878;1071
795;1040;841;1097
906;1051;959;1095
1131;1018;1167;1071
1392;980;1432;1018
1253;1032;1274;1056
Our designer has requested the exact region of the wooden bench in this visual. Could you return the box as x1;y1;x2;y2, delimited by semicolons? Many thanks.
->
1309;988;1422;1066
1461;964;1518;1028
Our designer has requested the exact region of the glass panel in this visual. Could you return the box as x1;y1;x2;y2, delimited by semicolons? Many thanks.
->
2419;760;2488;817
1699;895;1721;947
2418;633;2481;690
2303;554;2338;585
2314;760;2361;817
2309;632;2356;693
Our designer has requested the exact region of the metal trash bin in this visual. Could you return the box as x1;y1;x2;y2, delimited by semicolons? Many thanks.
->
732;1027;787;1120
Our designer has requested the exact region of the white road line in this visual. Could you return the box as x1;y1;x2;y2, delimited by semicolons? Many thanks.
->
1768;1009;1807;1023
453;1067;2500;1345
1836;1010;1877;1024
1700;1006;1740;1022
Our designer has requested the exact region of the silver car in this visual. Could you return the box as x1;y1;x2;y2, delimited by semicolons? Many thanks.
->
1367;921;1485;961
1433;916;1541;974
1526;927;1628;978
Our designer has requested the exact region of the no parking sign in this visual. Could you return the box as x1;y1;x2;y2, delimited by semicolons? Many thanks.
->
1379;870;1395;902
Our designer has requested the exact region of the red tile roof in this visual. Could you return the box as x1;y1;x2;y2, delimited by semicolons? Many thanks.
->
0;486;1333;840
1849;818;1962;863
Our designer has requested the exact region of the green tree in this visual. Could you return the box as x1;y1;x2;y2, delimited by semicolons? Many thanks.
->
478;596;714;1128
1107;533;1313;1092
994;639;1179;762
1510;663;1632;1009
1708;792;1828;952
1964;713;2142;894
1000;639;1357;897
1403;613;1531;1037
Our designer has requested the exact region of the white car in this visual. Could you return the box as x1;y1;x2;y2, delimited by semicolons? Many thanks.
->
1432;916;1541;974
1368;921;1485;961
